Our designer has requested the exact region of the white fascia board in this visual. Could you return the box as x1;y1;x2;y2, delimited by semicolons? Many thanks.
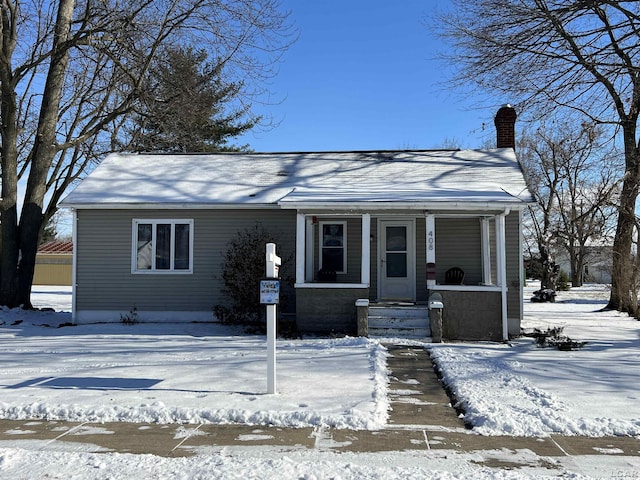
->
61;202;280;210
63;201;530;211
278;201;529;211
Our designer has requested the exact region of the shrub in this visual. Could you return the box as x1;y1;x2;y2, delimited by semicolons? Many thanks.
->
120;307;139;325
530;326;586;350
214;223;293;332
525;256;545;280
556;269;570;291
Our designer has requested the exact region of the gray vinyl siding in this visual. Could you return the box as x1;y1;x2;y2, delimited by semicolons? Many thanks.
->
75;209;296;315
435;217;482;284
345;218;362;283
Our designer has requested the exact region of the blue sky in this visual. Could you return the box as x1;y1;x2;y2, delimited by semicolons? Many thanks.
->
237;0;505;152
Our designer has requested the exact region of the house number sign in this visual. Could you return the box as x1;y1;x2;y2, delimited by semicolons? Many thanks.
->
427;229;434;251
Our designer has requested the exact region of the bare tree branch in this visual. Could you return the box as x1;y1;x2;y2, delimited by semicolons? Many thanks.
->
0;0;296;307
434;0;640;314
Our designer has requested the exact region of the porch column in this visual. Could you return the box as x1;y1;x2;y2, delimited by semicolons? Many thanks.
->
481;217;492;284
425;213;436;288
361;214;371;284
305;216;314;282
496;211;509;341
296;212;306;284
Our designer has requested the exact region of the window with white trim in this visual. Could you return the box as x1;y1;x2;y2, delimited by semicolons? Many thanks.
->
319;221;346;274
132;219;193;273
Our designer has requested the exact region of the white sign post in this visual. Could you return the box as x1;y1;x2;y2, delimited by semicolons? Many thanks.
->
264;243;280;394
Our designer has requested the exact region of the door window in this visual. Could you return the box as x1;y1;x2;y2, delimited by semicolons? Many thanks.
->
386;226;407;277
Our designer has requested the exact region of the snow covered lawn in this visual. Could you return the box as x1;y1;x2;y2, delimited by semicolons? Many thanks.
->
2;284;640;479
431;282;640;437
1;283;639;439
0;288;388;429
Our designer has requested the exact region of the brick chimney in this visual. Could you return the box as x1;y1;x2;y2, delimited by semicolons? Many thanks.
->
494;104;517;149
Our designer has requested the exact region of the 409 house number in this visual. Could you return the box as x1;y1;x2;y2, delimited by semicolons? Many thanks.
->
427;230;434;250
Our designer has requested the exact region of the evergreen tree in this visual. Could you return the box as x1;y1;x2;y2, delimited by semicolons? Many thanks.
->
129;47;257;153
40;218;58;245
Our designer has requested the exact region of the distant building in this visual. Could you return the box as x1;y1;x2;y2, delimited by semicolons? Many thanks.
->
34;240;73;286
554;245;612;284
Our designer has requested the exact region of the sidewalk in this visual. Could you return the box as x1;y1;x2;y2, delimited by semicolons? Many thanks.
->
0;345;638;465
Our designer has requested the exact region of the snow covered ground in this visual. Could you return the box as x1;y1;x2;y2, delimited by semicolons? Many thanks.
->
0;283;639;479
0;306;388;429
432;282;640;438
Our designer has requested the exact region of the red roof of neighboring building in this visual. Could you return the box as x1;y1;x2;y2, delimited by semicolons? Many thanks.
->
38;240;73;254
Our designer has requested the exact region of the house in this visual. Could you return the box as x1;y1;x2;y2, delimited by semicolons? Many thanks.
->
60;106;534;341
553;244;613;284
34;240;73;286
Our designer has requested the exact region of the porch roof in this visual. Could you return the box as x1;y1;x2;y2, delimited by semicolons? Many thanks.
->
60;148;534;209
278;187;526;210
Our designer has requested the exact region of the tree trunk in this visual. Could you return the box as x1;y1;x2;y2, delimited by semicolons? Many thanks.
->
0;206;19;307
571;243;587;287
574;259;584;287
570;251;582;287
11;0;75;308
538;243;557;289
0;4;20;308
609;200;636;313
16;204;44;309
607;123;640;315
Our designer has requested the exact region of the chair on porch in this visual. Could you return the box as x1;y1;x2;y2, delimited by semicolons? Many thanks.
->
444;267;465;285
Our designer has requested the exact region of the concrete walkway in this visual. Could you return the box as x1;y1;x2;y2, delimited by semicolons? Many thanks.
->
0;345;638;467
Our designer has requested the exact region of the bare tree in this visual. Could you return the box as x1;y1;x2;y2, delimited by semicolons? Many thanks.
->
521;117;619;288
520;129;561;290
435;1;640;314
554;141;619;287
0;0;295;308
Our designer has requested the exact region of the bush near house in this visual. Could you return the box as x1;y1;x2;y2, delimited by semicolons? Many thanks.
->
214;223;294;335
528;326;587;351
556;270;570;291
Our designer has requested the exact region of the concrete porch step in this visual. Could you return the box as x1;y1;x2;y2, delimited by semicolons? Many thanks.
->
369;304;428;318
368;325;431;339
368;316;428;328
367;304;430;339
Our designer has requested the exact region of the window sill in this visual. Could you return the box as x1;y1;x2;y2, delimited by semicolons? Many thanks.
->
429;284;502;292
132;270;193;275
295;283;368;289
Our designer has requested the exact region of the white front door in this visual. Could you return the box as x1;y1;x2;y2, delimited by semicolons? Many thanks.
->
379;220;415;301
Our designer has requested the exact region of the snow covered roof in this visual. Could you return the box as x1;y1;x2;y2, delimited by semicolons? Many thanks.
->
60;149;534;210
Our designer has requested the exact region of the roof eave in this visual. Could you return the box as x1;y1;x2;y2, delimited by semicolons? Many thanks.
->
60;202;281;210
277;200;531;211
60;200;533;211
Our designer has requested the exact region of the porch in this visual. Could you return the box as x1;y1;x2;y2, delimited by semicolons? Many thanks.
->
287;210;520;341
